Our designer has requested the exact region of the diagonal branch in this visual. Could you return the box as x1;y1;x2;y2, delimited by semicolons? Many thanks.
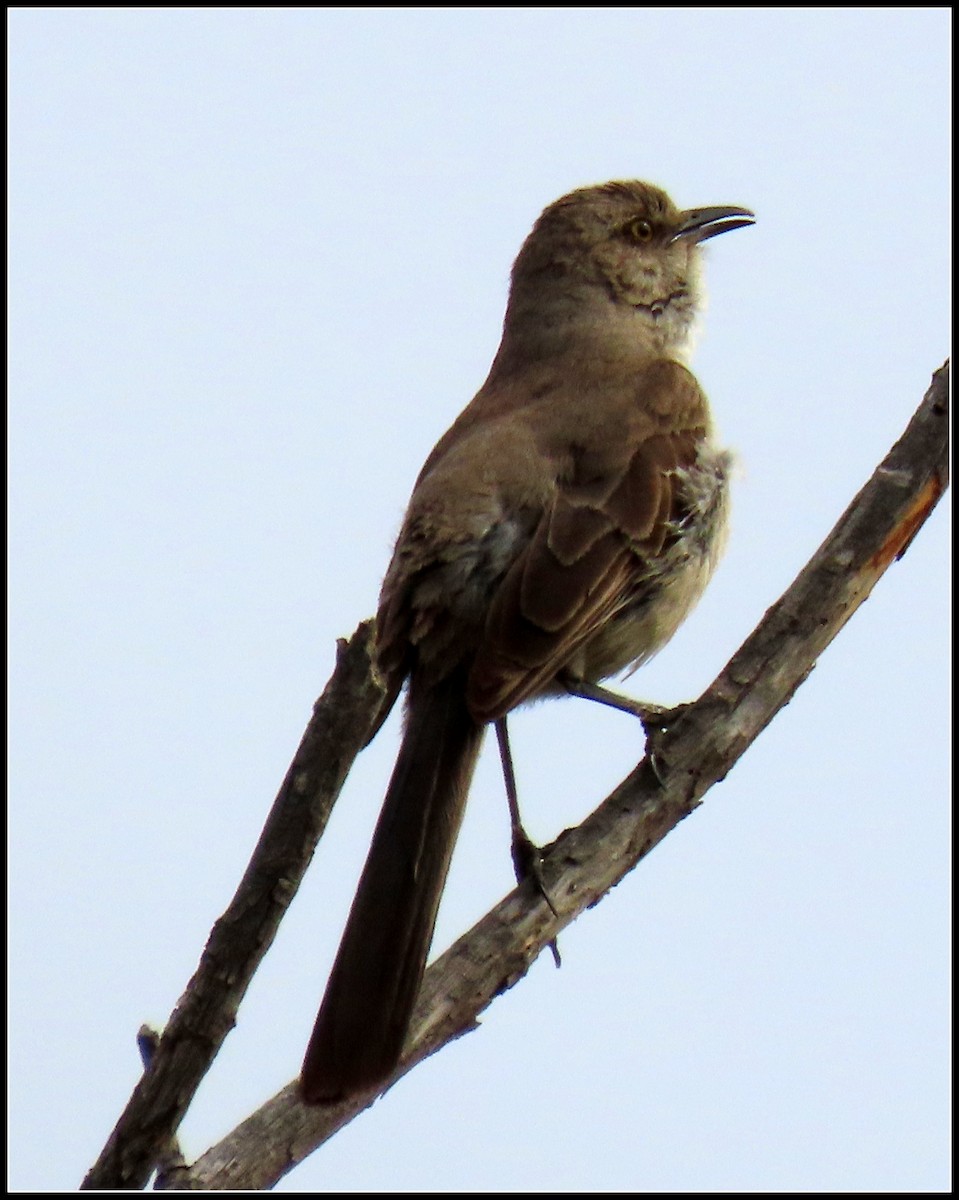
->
82;623;389;1190
84;363;948;1191
166;363;948;1189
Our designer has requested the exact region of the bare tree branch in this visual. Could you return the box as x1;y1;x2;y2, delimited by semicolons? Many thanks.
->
84;363;949;1191
82;626;387;1190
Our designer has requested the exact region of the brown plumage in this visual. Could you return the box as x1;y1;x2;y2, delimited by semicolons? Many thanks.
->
301;180;753;1103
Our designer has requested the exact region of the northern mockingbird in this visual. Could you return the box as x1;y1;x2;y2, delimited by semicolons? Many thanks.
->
301;179;754;1104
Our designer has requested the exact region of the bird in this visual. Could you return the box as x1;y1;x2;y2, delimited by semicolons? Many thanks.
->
300;179;754;1104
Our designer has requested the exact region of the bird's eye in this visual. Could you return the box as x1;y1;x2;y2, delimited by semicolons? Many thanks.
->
623;217;654;243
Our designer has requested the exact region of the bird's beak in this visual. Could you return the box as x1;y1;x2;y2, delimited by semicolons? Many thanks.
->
672;205;755;244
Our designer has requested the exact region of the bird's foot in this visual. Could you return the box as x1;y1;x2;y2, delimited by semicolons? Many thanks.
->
560;674;690;785
511;826;562;968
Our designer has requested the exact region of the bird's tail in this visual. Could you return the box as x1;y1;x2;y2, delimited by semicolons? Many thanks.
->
300;667;484;1103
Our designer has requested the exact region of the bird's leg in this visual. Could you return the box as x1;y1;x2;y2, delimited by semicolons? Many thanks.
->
559;672;683;732
559;673;689;786
494;718;561;968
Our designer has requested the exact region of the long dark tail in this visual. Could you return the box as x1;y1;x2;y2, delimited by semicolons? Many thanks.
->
300;668;484;1103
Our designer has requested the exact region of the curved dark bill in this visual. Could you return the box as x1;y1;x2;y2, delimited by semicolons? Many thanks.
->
672;205;756;244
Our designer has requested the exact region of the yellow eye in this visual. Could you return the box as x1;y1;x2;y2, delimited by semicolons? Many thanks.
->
624;217;654;243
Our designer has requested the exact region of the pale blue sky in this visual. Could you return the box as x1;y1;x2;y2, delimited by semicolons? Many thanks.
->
8;7;950;1191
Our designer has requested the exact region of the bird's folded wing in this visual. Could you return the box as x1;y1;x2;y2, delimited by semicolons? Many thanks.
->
467;429;700;721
